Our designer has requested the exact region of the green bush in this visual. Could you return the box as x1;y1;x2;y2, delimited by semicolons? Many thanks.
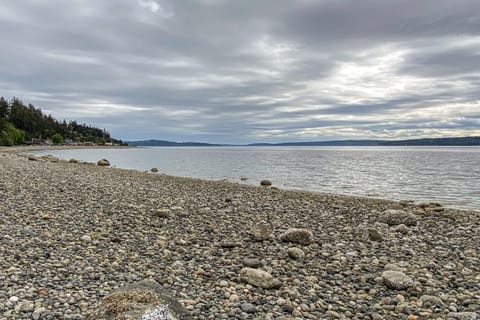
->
52;133;64;144
0;122;25;146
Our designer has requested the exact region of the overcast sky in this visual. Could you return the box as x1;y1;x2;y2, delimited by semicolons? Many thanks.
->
1;0;479;143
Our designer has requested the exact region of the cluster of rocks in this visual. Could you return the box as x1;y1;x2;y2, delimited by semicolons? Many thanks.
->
0;148;479;319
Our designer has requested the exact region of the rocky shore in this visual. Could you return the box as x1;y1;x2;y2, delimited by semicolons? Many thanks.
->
0;148;479;319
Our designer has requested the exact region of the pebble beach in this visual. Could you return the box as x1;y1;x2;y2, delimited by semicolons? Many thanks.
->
0;147;479;320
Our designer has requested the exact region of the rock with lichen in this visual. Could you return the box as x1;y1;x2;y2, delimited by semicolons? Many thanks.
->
85;280;191;320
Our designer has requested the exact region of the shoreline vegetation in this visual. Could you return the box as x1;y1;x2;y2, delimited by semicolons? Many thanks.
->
0;146;479;319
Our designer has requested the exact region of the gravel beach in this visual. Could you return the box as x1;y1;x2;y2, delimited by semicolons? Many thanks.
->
0;148;479;320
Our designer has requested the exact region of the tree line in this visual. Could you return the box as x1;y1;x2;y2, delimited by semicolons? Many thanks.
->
0;96;122;146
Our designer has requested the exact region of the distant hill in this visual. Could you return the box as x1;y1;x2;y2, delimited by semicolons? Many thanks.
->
126;139;223;147
128;136;480;147
249;136;480;146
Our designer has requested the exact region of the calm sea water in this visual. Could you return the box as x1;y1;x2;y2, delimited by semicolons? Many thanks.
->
34;146;480;211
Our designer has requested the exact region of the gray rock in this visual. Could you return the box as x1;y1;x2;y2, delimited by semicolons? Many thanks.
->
381;209;418;226
381;270;414;290
420;295;444;308
156;208;171;218
447;312;478;320
280;228;313;245
394;224;410;234
363;228;383;241
85;279;191;319
287;247;305;260
151;168;159;173
250;221;272;241
243;258;263;268
240;302;256;313
239;268;280;289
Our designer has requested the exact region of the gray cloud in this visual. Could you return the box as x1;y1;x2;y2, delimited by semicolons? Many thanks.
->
1;0;479;143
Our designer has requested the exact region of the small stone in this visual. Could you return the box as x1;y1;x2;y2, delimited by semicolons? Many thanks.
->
363;228;383;241
240;302;256;313
8;296;19;303
280;228;313;245
287;247;305;260
156;208;171;218
420;295;443;308
69;159;79;163
150;167;158;172
281;304;294;313
28;155;38;161
229;294;239;302
81;234;92;242
394;224;410;234
382;270;414;290
243;258;263;268
32;307;47;320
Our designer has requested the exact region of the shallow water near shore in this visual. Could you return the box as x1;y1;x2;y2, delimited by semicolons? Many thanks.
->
33;146;480;211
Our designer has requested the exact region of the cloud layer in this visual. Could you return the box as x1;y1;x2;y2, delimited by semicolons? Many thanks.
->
1;0;479;143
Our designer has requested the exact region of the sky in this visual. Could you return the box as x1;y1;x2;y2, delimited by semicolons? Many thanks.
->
0;0;479;144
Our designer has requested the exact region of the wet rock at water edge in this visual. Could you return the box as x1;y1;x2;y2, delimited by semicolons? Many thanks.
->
260;179;272;186
97;158;110;166
381;209;418;226
28;155;38;161
69;159;79;163
151;167;159;173
280;228;313;245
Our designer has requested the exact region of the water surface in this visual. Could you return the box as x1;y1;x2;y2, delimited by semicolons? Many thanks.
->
34;146;480;211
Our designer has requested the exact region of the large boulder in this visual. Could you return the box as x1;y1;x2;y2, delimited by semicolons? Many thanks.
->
239;268;281;289
97;158;110;166
381;209;418;226
280;228;313;245
85;280;191;320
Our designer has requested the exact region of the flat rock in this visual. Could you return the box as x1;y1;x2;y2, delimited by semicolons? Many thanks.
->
382;270;414;290
239;268;280;289
381;209;418;226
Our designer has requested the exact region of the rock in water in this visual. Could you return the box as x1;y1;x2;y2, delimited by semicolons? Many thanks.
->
382;270;414;290
381;209;418;226
260;180;272;186
151;168;159;173
280;228;313;245
97;159;110;166
85;280;191;320
250;221;272;241
239;268;280;289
